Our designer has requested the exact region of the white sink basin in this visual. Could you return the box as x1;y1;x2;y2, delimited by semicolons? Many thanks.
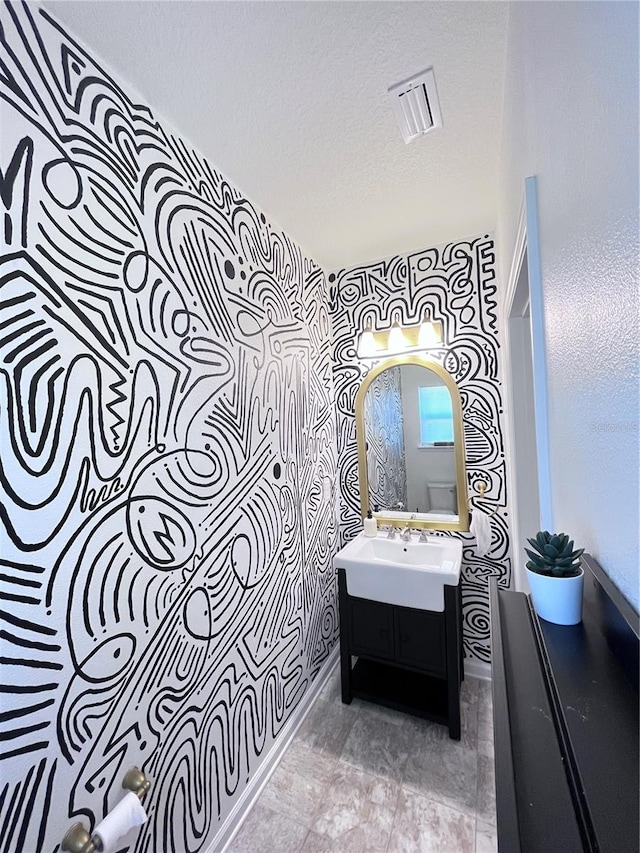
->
333;532;462;612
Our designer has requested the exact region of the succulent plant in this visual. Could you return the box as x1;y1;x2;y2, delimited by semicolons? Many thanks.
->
525;531;584;578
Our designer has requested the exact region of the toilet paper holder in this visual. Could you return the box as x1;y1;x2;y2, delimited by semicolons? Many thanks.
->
61;766;151;853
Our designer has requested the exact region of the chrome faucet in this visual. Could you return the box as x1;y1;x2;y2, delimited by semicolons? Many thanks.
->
400;522;412;542
387;526;397;540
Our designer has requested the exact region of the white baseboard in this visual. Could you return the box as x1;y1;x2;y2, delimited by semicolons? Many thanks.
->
204;646;340;853
465;658;492;681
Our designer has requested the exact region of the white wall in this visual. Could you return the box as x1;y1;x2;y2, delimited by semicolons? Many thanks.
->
498;1;639;608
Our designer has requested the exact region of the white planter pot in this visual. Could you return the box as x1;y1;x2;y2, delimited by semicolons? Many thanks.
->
526;567;584;625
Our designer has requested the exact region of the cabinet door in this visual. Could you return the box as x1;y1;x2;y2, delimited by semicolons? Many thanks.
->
394;607;445;675
348;598;394;661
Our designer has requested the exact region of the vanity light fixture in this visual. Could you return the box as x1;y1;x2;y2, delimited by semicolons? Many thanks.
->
387;314;408;352
357;313;443;359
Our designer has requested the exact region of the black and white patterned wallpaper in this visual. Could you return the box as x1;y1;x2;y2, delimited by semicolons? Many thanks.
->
363;367;407;512
329;237;512;664
0;4;338;851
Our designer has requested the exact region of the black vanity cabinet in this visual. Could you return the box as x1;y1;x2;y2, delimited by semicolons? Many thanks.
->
338;568;463;739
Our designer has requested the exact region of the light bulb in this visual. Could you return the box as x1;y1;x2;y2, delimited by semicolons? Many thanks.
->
388;316;407;352
357;320;378;358
418;317;440;348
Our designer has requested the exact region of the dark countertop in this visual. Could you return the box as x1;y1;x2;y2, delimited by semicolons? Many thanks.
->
490;555;639;853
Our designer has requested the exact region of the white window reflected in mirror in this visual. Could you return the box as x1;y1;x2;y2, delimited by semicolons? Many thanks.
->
418;385;454;446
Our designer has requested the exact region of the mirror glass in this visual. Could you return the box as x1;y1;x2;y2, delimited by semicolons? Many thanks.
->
357;358;469;530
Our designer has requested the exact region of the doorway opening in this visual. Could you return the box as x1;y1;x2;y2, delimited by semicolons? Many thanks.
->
508;250;540;587
504;176;552;591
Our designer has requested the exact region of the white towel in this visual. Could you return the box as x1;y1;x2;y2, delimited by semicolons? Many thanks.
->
470;508;492;557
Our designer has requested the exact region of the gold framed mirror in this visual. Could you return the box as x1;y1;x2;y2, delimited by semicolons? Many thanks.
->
355;356;469;531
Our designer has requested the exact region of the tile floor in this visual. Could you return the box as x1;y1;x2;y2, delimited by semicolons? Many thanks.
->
228;665;496;852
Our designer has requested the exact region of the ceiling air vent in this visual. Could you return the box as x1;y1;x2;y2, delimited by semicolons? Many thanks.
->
388;67;442;144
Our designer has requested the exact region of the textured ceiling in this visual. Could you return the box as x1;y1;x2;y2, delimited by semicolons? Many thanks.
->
43;0;509;270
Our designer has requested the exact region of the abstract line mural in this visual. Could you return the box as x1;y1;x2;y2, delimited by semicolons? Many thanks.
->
0;3;338;851
329;237;512;664
362;367;407;512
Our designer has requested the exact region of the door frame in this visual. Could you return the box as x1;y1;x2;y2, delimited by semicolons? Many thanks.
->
503;176;553;590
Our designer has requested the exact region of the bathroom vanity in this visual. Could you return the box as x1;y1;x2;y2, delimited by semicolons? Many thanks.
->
336;541;463;739
336;353;470;739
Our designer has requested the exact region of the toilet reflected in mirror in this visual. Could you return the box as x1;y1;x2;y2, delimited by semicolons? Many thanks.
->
356;357;469;531
426;481;457;514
